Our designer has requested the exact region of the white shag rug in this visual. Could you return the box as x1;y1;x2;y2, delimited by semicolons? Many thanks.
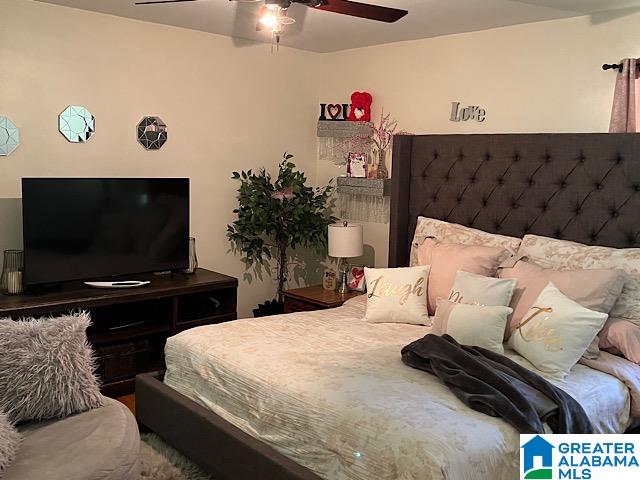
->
139;433;214;480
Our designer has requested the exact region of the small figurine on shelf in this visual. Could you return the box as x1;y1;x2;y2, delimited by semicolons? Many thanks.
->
367;156;378;179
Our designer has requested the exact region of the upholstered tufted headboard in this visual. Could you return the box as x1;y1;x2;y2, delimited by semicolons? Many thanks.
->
388;133;640;267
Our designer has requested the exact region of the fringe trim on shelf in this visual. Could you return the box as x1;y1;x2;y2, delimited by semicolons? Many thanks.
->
338;194;390;224
319;137;371;166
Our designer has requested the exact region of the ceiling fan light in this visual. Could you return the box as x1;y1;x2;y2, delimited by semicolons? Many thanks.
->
259;12;279;28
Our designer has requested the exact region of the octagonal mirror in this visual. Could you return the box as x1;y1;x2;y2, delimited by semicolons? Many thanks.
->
0;116;19;156
59;105;95;143
137;116;168;150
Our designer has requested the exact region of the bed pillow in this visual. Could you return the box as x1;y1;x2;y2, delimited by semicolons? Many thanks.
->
509;282;608;379
0;312;104;423
448;271;518;307
498;259;624;339
364;266;430;325
410;216;521;267
518;234;640;326
416;238;509;315
599;318;640;364
432;299;512;354
0;410;20;474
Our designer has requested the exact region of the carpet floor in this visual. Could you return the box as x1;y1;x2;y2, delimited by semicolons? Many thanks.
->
139;433;214;480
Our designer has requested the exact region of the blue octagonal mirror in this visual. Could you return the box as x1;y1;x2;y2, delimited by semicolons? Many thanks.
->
59;105;95;143
0;116;20;156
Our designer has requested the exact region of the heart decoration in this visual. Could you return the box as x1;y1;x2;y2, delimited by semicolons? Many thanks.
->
354;108;365;120
327;104;342;120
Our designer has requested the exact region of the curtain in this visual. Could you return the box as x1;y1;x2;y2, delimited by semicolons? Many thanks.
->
609;58;639;133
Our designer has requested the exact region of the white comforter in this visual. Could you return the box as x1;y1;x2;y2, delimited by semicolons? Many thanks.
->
164;296;634;480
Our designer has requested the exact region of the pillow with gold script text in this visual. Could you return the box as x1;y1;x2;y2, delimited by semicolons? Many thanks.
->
509;282;608;379
364;266;430;325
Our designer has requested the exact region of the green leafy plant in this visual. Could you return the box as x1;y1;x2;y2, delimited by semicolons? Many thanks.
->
227;153;336;305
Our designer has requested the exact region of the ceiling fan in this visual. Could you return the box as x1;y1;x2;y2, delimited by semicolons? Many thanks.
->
135;0;409;51
134;1;409;42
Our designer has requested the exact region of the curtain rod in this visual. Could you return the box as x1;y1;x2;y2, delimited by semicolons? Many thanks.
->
603;61;640;72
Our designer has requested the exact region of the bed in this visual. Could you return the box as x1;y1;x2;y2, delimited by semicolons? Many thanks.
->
136;133;640;480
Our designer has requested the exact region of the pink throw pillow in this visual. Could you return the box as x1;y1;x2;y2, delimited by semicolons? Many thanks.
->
416;238;508;315
599;318;640;364
498;260;624;339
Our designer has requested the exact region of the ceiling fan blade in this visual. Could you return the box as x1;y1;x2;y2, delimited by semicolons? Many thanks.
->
135;0;199;5
312;0;407;23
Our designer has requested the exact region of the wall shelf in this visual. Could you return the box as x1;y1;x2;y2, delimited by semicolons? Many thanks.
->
317;120;372;138
336;177;391;197
336;177;391;224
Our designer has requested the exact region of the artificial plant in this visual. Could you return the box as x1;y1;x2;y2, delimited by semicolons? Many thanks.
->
227;153;336;306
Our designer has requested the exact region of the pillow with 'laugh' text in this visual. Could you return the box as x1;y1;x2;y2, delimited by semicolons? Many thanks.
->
364;266;430;325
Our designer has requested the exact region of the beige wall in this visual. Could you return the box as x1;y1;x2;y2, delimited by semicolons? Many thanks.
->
2;2;638;313
0;0;319;317
316;12;640;266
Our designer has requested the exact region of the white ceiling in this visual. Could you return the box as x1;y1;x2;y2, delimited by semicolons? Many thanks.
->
35;0;640;53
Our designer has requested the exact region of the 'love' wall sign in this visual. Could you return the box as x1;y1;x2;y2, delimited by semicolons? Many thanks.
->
450;102;486;122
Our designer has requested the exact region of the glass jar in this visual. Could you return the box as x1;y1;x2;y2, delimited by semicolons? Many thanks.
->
1;250;24;295
183;237;198;274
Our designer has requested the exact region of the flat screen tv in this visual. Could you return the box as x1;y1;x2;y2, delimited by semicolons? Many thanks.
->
22;178;190;287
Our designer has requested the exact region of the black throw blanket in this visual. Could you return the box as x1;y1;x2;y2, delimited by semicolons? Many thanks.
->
401;334;593;434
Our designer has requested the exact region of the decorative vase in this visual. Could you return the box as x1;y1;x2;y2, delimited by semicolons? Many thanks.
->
183;237;198;274
376;149;389;179
1;250;24;295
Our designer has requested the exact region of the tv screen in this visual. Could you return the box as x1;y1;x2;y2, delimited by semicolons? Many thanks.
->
22;178;190;286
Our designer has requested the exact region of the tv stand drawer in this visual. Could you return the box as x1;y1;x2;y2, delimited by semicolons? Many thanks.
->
96;340;151;383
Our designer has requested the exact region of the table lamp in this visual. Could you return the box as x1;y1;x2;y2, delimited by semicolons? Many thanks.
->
328;221;363;294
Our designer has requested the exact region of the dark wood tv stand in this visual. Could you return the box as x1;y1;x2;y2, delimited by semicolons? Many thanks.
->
0;268;238;397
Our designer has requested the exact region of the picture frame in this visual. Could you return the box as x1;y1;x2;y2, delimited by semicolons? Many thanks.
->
323;269;337;291
347;153;367;178
347;265;366;292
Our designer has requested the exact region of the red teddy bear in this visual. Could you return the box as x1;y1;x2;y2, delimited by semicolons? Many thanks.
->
348;91;373;122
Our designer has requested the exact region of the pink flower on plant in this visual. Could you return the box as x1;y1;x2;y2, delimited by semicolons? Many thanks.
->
271;186;295;202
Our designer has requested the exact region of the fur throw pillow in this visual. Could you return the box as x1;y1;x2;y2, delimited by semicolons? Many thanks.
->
0;410;21;473
0;312;104;423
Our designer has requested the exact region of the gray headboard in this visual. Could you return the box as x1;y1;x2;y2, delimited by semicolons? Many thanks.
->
389;133;640;267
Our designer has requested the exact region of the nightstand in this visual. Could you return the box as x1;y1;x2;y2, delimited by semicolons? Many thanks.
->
283;285;364;314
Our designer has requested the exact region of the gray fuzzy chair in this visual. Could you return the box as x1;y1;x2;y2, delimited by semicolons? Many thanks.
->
0;313;140;480
4;396;140;480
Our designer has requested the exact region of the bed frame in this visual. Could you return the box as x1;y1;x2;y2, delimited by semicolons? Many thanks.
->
137;133;640;480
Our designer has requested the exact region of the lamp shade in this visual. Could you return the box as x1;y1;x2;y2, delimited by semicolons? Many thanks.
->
328;222;363;258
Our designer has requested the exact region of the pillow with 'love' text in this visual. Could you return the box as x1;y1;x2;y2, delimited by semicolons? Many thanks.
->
509;282;608;379
364;266;430;325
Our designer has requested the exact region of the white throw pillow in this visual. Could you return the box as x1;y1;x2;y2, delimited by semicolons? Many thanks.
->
432;299;512;354
410;216;521;266
448;271;518;307
509;282;608;379
364;266;430;325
